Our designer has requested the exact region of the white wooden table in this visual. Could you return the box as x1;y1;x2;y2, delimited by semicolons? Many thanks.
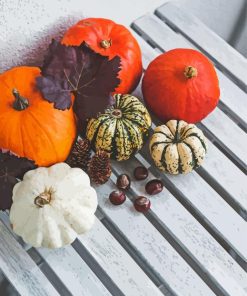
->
0;3;246;296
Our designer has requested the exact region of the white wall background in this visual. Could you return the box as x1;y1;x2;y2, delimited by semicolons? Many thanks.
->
0;0;246;73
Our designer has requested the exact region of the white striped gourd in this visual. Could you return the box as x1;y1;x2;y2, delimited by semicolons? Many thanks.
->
86;94;151;161
150;120;207;174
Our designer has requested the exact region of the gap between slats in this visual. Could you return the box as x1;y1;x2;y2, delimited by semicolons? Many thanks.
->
98;174;247;296
1;213;121;296
127;23;247;277
197;122;247;175
217;101;247;133
0;212;73;296
94;181;218;296
95;208;173;296
97;185;224;296
72;239;125;296
0;272;19;296
131;25;247;183
196;166;247;220
154;6;247;93
132;23;247;135
131;29;247;220
152;116;247;220
134;147;247;272
2;210;159;296
1;211;167;296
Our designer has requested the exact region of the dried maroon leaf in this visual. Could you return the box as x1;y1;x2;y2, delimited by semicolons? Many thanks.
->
37;40;121;120
0;151;36;210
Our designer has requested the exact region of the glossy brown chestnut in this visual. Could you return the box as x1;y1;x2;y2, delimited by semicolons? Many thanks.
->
134;166;148;180
134;196;151;212
109;190;126;205
116;174;131;190
145;179;163;195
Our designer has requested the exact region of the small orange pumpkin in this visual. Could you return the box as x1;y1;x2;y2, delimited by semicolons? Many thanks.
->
62;18;143;94
0;66;77;166
142;49;220;123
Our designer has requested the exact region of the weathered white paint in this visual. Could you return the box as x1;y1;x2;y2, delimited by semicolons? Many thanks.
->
131;31;247;216
127;81;247;263
156;3;247;90
0;220;59;296
201;142;247;216
163;168;247;262
95;180;216;296
202;108;247;165
78;218;164;296
38;246;112;296
112;157;247;296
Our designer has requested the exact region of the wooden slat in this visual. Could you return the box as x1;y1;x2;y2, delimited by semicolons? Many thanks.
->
132;30;160;69
133;14;247;167
199;142;247;218
1;212;161;296
0;220;59;296
142;144;247;264
156;3;247;91
93;180;216;296
112;158;247;296
127;76;247;264
38;246;112;296
202;108;247;165
132;14;247;128
131;26;247;217
216;70;247;127
78;218;165;296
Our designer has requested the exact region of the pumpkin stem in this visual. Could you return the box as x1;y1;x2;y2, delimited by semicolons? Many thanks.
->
12;89;29;111
100;39;112;49
184;66;198;79
111;109;122;118
34;191;51;208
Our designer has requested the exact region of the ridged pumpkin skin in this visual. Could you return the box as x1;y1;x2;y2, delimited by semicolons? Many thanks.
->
0;67;77;166
142;49;220;123
62;18;142;94
150;120;207;174
86;94;151;161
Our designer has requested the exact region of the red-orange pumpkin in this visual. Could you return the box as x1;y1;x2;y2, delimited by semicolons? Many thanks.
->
0;66;77;166
62;18;142;94
142;49;220;123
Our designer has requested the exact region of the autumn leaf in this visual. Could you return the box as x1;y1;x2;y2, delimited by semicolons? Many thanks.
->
0;151;36;210
37;40;121;120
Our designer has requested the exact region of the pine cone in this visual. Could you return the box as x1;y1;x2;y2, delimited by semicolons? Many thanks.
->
66;138;91;171
88;150;111;185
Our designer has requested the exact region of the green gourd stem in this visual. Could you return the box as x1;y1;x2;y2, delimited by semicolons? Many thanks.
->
34;192;51;208
184;66;198;79
12;89;29;111
111;109;122;118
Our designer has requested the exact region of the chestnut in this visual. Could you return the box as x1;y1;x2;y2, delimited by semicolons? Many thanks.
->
116;174;131;190
134;166;148;180
109;190;126;205
134;196;151;212
145;179;163;195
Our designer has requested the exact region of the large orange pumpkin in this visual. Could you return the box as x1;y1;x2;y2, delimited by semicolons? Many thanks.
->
62;18;142;94
142;49;220;123
0;67;77;166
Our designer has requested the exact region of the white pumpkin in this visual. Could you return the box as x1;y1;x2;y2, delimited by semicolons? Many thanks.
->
9;163;97;248
149;120;208;174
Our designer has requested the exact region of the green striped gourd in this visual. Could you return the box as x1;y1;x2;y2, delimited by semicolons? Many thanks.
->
86;94;152;161
150;120;207;174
